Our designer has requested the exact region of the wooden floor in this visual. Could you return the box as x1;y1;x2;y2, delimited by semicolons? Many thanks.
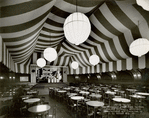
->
5;83;149;118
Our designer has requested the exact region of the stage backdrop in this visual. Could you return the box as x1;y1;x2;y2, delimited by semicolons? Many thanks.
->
30;64;67;83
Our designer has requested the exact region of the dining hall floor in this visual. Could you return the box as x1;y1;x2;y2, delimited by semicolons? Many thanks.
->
5;83;149;118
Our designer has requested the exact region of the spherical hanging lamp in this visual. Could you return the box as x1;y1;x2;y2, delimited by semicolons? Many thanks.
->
71;61;79;69
136;0;149;11
129;38;149;57
43;47;57;62
63;12;91;45
36;58;46;68
89;54;100;66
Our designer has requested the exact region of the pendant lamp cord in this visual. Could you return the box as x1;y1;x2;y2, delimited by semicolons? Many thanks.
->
76;0;78;12
50;32;51;47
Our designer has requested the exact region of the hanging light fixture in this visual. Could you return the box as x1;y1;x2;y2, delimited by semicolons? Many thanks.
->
71;61;79;69
129;21;149;57
129;38;149;57
36;58;46;68
43;33;57;62
43;47;57;62
136;0;149;11
63;0;91;45
89;54;100;66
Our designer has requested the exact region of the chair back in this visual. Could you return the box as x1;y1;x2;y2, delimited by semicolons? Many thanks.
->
47;105;57;118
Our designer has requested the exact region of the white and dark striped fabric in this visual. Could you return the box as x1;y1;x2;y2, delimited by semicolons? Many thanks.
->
0;0;149;74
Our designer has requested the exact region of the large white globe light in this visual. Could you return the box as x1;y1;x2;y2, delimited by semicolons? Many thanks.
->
89;55;100;66
71;61;79;69
43;47;57;62
129;38;149;57
136;0;149;11
63;12;91;45
36;58;46;68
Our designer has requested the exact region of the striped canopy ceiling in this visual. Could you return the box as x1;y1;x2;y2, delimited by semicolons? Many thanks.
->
0;0;149;74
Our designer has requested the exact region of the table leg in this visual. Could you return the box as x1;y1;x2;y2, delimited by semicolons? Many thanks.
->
94;107;95;118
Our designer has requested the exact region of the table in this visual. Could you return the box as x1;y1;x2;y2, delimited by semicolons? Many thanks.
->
89;94;102;99
129;95;145;99
71;96;84;101
74;89;80;92
86;101;104;118
126;89;137;92
63;88;71;90
71;96;84;116
57;90;67;101
82;87;89;90
20;95;33;100
111;87;117;90
79;91;90;95
28;104;50;118
57;90;67;93
89;89;95;92
136;92;149;96
67;93;78;97
130;94;145;106
27;90;38;95
24;98;40;104
23;87;31;91
105;91;116;95
126;89;137;95
0;97;13;106
112;98;130;103
0;97;13;102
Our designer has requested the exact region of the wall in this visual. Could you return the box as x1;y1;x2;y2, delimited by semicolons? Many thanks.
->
67;68;149;86
0;62;30;90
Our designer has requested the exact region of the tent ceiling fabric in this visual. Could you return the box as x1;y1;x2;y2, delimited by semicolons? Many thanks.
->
0;0;149;74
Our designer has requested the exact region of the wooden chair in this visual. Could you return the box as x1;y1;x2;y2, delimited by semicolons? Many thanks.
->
47;105;57;118
40;96;45;104
87;105;94;118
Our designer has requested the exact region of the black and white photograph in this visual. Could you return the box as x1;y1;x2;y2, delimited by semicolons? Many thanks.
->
0;0;149;118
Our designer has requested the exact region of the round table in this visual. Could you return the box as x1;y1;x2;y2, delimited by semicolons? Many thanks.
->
136;92;149;96
111;87;117;90
0;97;13;102
71;96;84;115
57;90;67;93
129;94;145;106
105;91;116;95
74;89;80;92
67;93;78;97
82;87;89;90
89;94;102;99
28;104;50;117
71;96;84;101
20;95;33;100
89;89;94;92
126;89;137;95
79;91;90;95
112;98;130;103
129;94;145;99
86;101;104;118
24;98;40;104
63;88;71;90
126;89;137;92
27;90;38;95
